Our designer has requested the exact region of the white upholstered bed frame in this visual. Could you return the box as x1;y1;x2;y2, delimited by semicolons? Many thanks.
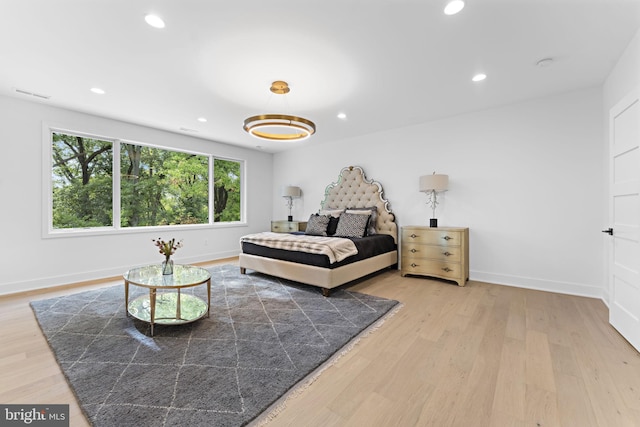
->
239;166;398;296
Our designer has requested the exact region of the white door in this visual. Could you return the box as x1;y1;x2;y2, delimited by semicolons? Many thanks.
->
608;88;640;352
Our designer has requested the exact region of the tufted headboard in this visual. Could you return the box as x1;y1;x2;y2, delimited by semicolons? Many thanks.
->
320;166;397;243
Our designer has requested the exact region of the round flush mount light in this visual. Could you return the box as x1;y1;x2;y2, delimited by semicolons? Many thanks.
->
444;0;465;15
90;87;105;94
337;112;347;120
197;117;207;123
145;14;165;29
472;73;487;82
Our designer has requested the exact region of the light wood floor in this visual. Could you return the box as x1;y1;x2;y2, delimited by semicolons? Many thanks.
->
2;259;639;427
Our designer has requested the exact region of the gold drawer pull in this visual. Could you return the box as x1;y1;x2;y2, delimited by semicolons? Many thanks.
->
410;233;418;238
443;236;453;241
443;251;452;256
410;248;418;253
411;263;418;268
442;267;453;272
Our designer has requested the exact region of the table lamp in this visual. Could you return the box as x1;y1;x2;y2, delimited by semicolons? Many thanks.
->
419;173;449;227
282;185;301;221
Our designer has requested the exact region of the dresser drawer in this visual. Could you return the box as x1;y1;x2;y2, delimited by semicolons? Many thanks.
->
271;221;297;232
401;258;463;281
271;220;306;233
403;243;462;262
402;228;462;247
400;226;469;287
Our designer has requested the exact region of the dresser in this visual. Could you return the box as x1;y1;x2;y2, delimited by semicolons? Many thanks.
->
270;220;307;233
401;226;469;286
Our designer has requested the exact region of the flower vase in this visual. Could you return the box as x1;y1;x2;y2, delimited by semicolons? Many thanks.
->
161;257;173;275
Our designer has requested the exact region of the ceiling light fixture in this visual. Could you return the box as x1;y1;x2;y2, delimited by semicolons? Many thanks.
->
145;14;165;29
90;87;105;94
444;0;465;15
243;81;316;141
197;117;207;122
472;73;487;82
337;112;347;120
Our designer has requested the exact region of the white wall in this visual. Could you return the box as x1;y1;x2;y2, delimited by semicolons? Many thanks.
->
4;51;628;299
0;95;273;295
273;87;604;298
604;29;640;111
602;28;640;304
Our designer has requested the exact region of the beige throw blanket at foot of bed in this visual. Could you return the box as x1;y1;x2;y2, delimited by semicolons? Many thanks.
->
240;232;358;264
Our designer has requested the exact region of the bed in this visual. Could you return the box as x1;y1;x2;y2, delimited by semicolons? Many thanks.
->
239;166;398;296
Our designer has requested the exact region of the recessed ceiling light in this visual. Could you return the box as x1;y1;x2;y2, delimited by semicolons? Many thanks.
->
444;0;465;15
145;14;165;29
337;113;347;120
197;117;207;123
90;87;105;94
472;73;487;82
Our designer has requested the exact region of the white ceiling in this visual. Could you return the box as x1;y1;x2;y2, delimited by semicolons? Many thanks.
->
1;0;639;153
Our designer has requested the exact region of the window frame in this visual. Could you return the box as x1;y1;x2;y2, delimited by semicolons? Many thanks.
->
42;124;246;238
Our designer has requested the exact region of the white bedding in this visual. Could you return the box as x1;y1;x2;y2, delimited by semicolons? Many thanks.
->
240;232;357;264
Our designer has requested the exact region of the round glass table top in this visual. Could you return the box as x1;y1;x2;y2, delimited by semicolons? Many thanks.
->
123;264;210;289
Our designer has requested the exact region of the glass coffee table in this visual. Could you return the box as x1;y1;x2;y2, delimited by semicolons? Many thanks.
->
124;264;211;336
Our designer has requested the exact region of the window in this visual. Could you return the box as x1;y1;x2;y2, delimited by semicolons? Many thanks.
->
47;129;244;234
51;132;113;229
213;158;241;222
120;143;209;227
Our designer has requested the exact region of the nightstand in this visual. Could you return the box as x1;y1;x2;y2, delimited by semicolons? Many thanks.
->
401;226;469;286
270;220;307;233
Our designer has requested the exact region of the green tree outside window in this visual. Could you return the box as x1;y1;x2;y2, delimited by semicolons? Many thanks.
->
52;132;113;228
50;131;242;230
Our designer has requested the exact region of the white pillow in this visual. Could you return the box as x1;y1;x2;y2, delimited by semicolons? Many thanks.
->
319;208;344;218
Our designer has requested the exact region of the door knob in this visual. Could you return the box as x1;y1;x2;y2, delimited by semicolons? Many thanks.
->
601;228;613;235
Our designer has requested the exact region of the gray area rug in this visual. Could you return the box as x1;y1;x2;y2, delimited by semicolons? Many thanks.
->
30;264;399;427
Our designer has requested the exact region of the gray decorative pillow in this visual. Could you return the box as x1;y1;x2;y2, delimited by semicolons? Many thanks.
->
334;212;370;238
305;214;331;236
346;207;378;236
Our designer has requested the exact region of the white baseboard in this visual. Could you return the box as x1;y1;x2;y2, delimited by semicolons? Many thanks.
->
600;287;611;308
0;250;240;297
1;260;607;303
471;270;605;300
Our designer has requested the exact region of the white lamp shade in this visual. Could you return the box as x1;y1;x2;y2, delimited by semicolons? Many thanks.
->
281;185;301;198
419;174;449;192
